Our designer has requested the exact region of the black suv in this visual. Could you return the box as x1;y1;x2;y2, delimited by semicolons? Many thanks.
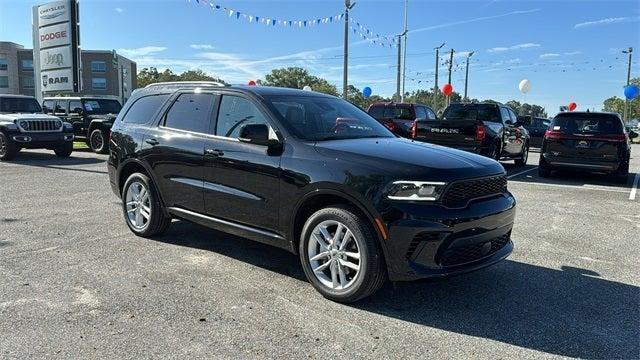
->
367;102;437;138
539;111;637;182
108;82;516;302
43;97;122;154
413;103;530;166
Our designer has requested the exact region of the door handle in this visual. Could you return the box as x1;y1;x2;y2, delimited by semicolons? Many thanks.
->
205;149;224;157
145;138;159;146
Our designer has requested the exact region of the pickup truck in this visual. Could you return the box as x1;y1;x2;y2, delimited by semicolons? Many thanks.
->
367;102;437;138
412;102;530;166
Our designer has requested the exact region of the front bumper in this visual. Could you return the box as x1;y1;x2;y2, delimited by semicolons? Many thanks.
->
10;131;74;148
380;194;516;281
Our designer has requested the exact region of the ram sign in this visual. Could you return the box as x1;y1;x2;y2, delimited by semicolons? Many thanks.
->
32;0;80;95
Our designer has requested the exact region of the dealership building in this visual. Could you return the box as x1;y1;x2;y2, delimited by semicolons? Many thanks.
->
0;41;137;102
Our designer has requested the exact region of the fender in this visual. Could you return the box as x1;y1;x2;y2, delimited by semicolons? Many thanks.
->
117;157;170;218
290;186;391;262
88;118;114;134
0;121;19;134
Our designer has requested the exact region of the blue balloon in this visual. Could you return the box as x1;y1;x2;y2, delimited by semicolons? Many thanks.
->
624;85;639;100
363;86;372;98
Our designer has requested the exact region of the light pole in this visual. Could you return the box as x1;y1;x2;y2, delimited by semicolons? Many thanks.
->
400;0;408;102
446;48;454;107
395;31;407;102
622;47;633;122
342;0;355;100
464;51;475;101
433;43;445;112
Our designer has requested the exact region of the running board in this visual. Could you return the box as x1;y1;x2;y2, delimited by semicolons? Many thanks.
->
166;207;289;250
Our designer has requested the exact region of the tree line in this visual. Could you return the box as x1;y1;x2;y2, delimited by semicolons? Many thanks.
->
137;66;639;120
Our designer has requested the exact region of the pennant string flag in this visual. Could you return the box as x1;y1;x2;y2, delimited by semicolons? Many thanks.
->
190;0;343;28
348;17;398;48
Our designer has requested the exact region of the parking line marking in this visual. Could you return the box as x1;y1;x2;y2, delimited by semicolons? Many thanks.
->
509;181;631;194
507;167;538;179
630;173;640;201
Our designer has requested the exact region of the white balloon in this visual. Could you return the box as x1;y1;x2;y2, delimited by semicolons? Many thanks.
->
519;79;531;94
302;85;313;91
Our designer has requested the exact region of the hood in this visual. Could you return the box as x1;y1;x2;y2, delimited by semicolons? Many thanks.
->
0;113;61;123
314;137;505;182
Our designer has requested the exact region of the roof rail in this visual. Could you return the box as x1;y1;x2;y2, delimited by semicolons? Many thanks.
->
144;81;227;89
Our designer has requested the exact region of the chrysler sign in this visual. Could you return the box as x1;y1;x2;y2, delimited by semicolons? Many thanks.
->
33;0;80;94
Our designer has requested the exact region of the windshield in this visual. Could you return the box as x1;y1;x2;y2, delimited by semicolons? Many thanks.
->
0;97;43;114
443;104;501;123
265;95;394;141
552;114;623;135
82;99;122;114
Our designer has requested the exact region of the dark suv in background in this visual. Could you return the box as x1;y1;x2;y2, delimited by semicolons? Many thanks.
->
539;111;637;182
518;115;551;148
108;82;515;302
367;102;437;138
43;96;122;154
412;103;530;166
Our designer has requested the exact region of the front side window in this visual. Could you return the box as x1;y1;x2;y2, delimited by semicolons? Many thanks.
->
42;100;54;113
265;95;394;141
54;101;68;115
426;108;437;120
164;93;214;133
216;95;269;138
122;94;170;124
415;106;427;119
91;61;106;73
92;78;106;90
69;100;82;114
0;59;7;71
21;59;33;71
500;108;512;123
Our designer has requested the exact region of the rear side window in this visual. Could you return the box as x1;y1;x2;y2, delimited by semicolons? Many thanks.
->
552;114;623;134
163;93;215;133
443;104;500;123
122;94;170;124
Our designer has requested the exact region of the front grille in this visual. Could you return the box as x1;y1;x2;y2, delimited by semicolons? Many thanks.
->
440;233;510;267
21;119;62;132
406;232;440;259
441;175;507;208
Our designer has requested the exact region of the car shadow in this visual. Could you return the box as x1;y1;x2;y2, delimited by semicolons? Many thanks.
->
151;220;638;359
7;151;107;175
510;168;634;188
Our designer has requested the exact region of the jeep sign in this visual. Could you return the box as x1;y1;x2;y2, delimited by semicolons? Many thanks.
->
32;0;80;95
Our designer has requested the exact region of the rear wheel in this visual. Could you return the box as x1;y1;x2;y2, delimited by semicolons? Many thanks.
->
538;157;552;177
299;205;386;303
122;173;171;237
54;141;73;157
89;128;108;154
488;141;502;161
514;143;529;167
613;161;629;184
0;132;18;161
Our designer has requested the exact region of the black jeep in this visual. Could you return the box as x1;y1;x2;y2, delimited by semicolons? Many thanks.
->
43;97;122;154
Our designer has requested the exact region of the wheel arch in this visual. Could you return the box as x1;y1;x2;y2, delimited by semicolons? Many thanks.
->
117;158;170;218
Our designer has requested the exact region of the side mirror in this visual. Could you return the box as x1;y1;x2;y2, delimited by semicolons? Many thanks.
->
238;123;279;146
629;130;638;139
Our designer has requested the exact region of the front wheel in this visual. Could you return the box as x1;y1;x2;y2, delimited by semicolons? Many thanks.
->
299;205;386;303
122;173;171;237
0;132;18;161
89;128;108;154
54;141;73;158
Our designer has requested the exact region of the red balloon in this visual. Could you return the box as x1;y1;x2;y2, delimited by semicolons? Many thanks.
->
442;83;453;96
568;102;577;111
248;80;257;86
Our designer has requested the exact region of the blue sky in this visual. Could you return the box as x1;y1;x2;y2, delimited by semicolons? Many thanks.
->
1;0;639;114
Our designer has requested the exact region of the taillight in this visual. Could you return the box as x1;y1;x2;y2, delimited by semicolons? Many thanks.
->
602;134;626;142
544;130;563;139
475;125;486;141
411;122;417;139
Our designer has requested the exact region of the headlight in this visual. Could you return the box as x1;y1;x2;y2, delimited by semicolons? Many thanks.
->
387;181;447;201
55;120;62;128
19;120;29;130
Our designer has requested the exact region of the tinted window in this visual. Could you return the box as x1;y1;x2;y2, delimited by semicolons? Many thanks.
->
368;105;385;119
42;100;54;113
122;94;170;124
216;95;269;138
499;108;511;123
164;93;214;133
69;100;82;114
415;106;427;119
552;114;623;135
265;95;394;141
508;109;518;123
0;97;42;113
443;104;501;123
54;101;68;114
426;108;437;120
82;99;122;114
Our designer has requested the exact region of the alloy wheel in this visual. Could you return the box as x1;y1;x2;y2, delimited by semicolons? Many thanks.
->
0;136;6;156
90;130;104;152
125;181;151;230
307;220;362;290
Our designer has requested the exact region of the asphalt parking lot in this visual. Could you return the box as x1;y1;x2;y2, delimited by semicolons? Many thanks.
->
1;146;638;359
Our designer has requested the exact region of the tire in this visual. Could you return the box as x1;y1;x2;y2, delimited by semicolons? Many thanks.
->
122;172;171;237
89;128;108;154
488;141;502;161
54;141;73;157
613;161;629;184
0;132;18;161
538;157;551;177
514;143;529;167
299;205;386;303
